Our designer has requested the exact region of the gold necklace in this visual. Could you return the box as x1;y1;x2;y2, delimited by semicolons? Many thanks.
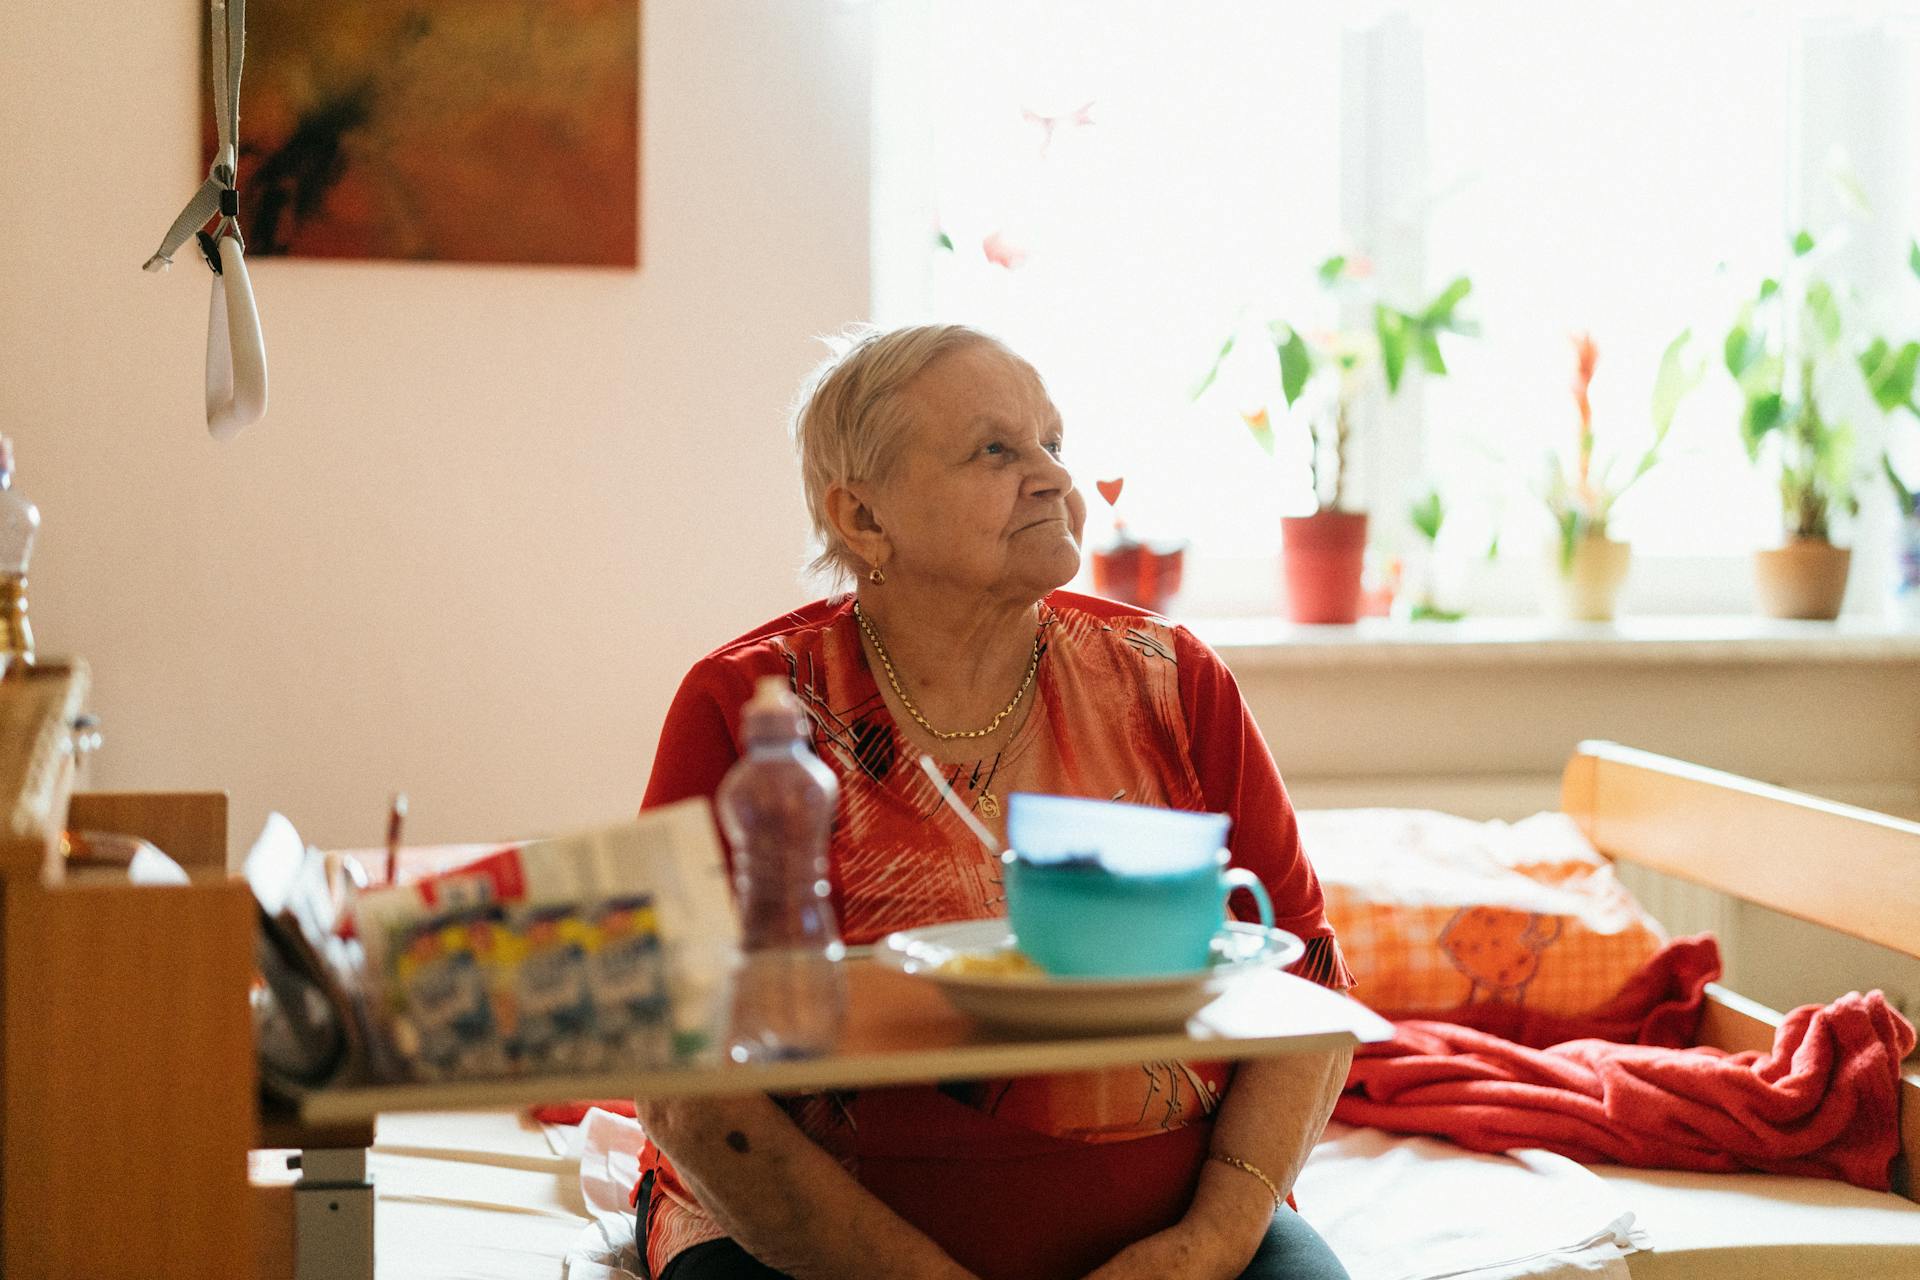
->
852;599;1043;762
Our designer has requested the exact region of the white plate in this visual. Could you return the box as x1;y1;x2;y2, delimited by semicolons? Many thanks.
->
875;919;1305;1033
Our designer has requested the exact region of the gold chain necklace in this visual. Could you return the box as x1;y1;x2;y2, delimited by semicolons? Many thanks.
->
852;600;1043;748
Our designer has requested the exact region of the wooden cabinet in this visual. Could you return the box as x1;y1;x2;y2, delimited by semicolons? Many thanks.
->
0;662;259;1279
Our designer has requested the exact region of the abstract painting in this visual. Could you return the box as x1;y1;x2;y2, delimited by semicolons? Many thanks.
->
206;0;639;267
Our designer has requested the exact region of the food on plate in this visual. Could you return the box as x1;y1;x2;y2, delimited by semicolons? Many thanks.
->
936;947;1042;977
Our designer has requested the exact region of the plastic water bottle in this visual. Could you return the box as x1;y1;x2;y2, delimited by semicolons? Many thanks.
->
717;675;847;1062
0;437;41;678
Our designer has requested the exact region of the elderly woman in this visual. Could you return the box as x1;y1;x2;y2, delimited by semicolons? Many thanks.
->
634;325;1355;1280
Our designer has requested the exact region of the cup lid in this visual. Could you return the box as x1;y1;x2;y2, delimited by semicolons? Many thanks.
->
1005;792;1229;877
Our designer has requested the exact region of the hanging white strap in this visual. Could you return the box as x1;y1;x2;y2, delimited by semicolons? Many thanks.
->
145;0;245;271
144;0;268;439
207;238;266;441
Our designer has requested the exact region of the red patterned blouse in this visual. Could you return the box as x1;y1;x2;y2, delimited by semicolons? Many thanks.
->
633;591;1351;1280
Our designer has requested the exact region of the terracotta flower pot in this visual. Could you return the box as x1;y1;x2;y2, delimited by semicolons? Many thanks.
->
1090;541;1186;615
1281;510;1368;625
1545;534;1631;622
1753;538;1851;620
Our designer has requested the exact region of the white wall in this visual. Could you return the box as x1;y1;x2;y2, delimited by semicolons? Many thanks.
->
0;2;872;853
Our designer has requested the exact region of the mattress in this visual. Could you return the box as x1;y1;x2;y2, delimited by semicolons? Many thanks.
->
1298;1123;1920;1280
1593;1165;1920;1280
347;1110;583;1280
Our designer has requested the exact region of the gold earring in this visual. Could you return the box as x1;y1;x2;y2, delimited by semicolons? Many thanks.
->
868;565;887;585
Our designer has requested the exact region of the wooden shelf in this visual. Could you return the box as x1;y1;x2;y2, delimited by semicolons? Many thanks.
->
1192;614;1920;671
0;661;87;880
293;962;1392;1127
2;731;257;1280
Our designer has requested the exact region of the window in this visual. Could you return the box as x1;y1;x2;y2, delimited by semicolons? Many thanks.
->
872;2;1920;616
1421;6;1795;560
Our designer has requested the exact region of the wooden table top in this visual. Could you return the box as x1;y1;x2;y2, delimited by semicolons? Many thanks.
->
292;959;1392;1128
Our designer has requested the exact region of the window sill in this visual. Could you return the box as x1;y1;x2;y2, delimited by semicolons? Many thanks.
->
1185;614;1920;671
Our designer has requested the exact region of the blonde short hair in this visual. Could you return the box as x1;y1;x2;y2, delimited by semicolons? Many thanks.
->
792;323;1028;584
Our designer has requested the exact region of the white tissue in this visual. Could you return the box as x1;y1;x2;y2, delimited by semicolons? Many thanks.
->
563;1108;649;1280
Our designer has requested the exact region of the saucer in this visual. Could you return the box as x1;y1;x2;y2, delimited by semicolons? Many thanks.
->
874;919;1305;1033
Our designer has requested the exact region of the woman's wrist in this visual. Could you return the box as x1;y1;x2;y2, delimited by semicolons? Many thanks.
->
1207;1153;1283;1209
1181;1161;1278;1273
1148;1215;1256;1280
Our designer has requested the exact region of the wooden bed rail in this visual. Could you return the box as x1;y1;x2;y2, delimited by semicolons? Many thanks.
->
1560;741;1920;962
1560;740;1920;1202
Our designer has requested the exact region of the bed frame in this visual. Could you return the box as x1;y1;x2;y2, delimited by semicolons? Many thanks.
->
1561;739;1920;1202
4;691;1917;1278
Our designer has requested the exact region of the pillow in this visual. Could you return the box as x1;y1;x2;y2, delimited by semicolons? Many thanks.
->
1299;809;1667;1017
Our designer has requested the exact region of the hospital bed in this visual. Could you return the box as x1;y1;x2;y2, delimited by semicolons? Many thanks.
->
1;660;1914;1278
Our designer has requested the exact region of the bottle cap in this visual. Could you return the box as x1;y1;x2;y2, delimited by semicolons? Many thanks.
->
741;674;807;741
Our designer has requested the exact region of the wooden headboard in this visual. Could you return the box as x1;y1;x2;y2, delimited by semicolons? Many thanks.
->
1560;740;1920;1201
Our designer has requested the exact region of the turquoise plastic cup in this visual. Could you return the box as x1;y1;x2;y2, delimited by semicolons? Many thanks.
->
1001;848;1275;978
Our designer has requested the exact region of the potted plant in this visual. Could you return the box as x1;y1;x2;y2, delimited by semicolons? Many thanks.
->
1539;330;1703;622
1726;230;1919;620
1403;487;1464;622
1194;256;1476;624
1087;477;1186;614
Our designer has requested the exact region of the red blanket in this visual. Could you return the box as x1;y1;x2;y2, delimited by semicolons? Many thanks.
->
1336;987;1916;1191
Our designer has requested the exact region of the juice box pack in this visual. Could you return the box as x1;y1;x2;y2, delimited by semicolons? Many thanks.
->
350;799;739;1082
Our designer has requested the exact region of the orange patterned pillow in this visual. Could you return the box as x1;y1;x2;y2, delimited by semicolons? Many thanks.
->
1298;809;1666;1016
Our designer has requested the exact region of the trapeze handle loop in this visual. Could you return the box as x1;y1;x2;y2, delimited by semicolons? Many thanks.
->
206;237;267;441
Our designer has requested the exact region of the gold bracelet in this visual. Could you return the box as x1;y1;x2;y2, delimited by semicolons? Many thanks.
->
1209;1153;1282;1208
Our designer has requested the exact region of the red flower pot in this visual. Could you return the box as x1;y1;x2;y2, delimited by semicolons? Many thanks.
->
1090;541;1186;615
1281;511;1369;625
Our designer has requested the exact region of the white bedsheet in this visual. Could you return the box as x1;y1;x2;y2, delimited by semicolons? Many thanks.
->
1297;1123;1642;1280
364;1108;648;1279
369;1110;583;1280
1299;1124;1920;1280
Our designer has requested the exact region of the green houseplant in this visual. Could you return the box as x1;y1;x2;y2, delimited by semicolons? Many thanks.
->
1403;487;1464;622
1194;255;1476;623
1539;330;1703;621
1725;230;1920;619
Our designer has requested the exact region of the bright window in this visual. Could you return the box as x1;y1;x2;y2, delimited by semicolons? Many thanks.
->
871;2;1920;616
873;1;1346;567
1421;5;1795;560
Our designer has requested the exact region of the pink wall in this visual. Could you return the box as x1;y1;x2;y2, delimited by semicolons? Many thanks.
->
0;1;873;852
